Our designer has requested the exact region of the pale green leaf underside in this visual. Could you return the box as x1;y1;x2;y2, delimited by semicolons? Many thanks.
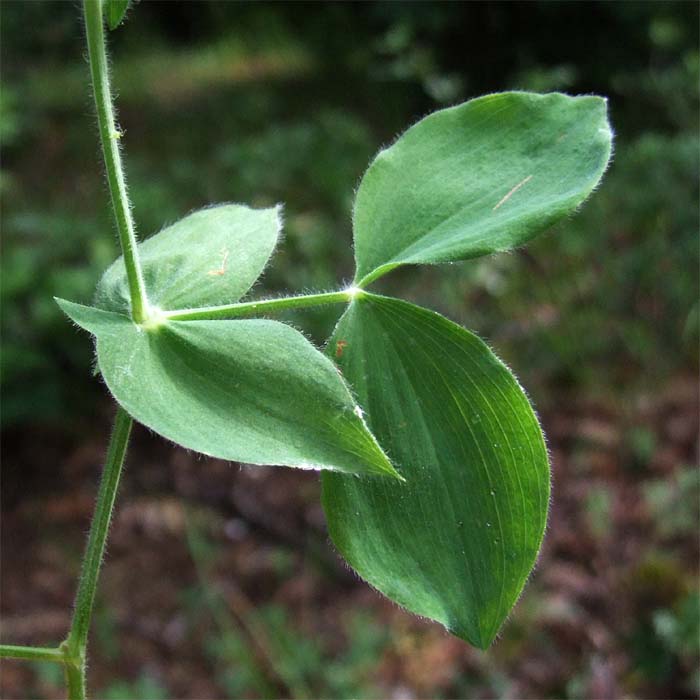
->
56;298;398;479
322;295;549;647
106;0;130;30
353;91;612;284
95;204;281;314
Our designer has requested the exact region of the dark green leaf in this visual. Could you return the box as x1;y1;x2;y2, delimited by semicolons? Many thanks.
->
322;294;549;647
106;0;130;30
353;92;612;285
55;298;399;479
96;204;281;314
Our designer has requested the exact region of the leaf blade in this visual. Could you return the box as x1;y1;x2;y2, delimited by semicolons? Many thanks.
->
106;0;130;30
322;294;549;646
96;204;281;314
56;298;398;479
353;91;612;284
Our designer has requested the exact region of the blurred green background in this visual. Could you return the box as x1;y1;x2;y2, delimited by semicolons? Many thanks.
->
1;2;698;698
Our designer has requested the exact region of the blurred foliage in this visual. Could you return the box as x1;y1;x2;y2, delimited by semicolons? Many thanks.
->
627;555;698;692
1;0;697;426
102;674;169;700
185;511;388;699
644;465;699;539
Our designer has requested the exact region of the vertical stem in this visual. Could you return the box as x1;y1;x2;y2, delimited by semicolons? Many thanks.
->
65;660;88;700
63;407;133;699
83;0;148;323
59;6;140;698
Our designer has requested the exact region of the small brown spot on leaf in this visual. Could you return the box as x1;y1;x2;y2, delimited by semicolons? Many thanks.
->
335;340;348;358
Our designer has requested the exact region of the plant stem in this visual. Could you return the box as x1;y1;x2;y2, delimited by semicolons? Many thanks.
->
355;263;400;289
0;645;65;663
64;659;87;700
83;0;148;323
62;406;133;700
164;288;363;321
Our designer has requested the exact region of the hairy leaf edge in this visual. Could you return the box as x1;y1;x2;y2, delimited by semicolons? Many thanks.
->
322;292;552;647
353;92;614;287
55;296;401;479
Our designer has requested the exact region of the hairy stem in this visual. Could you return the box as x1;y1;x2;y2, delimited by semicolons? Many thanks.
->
54;6;140;699
0;645;65;663
164;288;363;321
64;659;87;700
83;0;148;323
63;407;133;699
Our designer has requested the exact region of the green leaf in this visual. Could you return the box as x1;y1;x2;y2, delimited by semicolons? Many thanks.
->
55;298;399;479
353;91;612;285
95;204;281;314
105;0;130;30
321;294;549;647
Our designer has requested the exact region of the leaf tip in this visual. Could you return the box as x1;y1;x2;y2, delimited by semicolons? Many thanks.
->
373;455;404;481
54;297;95;334
391;468;407;483
106;0;131;30
447;618;499;650
54;296;77;316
